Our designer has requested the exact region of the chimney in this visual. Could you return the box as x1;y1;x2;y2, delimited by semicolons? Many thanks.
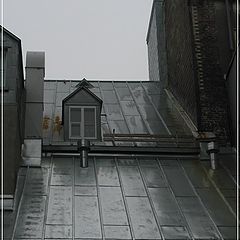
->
23;51;45;166
25;51;45;138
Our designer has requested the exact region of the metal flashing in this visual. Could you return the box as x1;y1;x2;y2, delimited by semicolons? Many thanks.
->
21;139;42;166
75;78;94;88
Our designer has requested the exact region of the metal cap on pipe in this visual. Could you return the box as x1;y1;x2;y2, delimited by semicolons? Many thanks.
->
207;141;219;170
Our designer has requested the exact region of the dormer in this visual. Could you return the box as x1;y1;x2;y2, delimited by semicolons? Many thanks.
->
62;85;102;141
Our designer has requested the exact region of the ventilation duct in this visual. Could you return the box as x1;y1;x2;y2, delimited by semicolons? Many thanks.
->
23;51;45;166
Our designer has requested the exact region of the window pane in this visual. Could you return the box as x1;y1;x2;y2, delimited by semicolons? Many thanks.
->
70;108;81;122
84;125;95;138
71;123;81;137
84;108;95;124
84;108;95;138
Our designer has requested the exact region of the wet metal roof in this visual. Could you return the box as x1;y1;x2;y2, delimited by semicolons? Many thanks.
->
42;80;191;145
4;80;237;239
4;155;236;239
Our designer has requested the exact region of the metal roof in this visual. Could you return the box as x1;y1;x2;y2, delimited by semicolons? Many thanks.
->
4;80;236;239
4;155;236;239
43;80;191;145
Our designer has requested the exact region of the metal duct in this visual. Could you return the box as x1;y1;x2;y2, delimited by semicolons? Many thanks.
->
23;51;45;166
25;51;45;138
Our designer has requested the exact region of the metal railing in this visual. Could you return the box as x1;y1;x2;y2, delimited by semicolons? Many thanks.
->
103;133;198;148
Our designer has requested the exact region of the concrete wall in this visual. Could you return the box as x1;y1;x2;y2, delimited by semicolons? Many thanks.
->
164;0;199;127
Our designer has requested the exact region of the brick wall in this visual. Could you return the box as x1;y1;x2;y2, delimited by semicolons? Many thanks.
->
163;0;233;142
165;0;199;126
190;0;231;141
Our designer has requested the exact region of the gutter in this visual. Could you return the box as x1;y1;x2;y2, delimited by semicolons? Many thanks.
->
42;144;200;155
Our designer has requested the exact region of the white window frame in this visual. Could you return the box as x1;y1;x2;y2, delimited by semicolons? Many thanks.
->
69;106;97;140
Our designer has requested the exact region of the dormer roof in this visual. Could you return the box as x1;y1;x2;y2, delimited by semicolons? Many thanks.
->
62;86;102;124
75;78;94;89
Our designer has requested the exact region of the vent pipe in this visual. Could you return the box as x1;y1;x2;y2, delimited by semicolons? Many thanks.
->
77;139;90;168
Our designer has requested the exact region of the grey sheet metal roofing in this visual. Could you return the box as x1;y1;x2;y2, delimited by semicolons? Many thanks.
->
4;80;236;239
43;80;191;145
5;156;236;239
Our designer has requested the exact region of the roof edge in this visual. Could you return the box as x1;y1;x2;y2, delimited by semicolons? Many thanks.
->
1;25;24;88
146;0;165;43
1;25;21;42
44;79;151;83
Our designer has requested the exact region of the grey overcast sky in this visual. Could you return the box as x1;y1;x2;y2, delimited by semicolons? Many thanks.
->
4;0;153;80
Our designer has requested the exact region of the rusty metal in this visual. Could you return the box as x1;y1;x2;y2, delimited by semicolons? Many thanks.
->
42;116;51;130
53;116;62;135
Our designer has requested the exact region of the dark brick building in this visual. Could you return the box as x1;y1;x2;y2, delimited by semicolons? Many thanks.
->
147;0;237;145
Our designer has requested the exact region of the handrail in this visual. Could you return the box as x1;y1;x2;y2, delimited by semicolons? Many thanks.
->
103;133;194;138
102;133;198;147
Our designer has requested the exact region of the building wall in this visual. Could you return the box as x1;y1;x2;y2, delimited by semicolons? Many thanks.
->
147;0;168;87
1;29;25;196
226;53;237;147
3;34;20;103
3;106;22;195
165;0;198;126
147;5;160;83
155;0;236;142
190;0;234;141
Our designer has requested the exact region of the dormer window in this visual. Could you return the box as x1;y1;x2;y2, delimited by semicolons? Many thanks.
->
62;79;102;141
69;106;96;139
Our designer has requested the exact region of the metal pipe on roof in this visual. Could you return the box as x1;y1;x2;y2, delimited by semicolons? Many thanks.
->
42;144;200;156
78;139;90;168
